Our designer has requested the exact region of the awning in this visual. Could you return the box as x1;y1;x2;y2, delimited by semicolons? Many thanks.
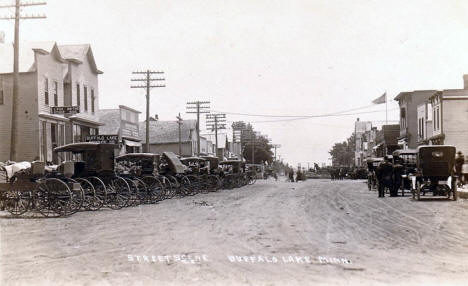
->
123;139;142;147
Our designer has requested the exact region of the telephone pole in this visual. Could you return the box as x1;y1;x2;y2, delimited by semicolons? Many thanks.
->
131;70;165;152
206;113;226;159
1;0;46;161
186;101;210;156
176;113;183;156
271;144;281;161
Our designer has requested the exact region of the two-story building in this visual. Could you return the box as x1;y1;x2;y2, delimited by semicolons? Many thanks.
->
427;88;468;154
354;118;373;166
394;90;436;149
0;42;102;163
374;124;400;157
96;105;142;154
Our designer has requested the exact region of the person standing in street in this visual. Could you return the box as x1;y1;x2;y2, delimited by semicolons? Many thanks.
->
376;156;394;197
455;151;465;186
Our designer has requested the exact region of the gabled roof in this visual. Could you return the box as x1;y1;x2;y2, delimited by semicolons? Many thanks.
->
58;44;103;74
0;41;61;73
0;41;102;74
139;120;197;144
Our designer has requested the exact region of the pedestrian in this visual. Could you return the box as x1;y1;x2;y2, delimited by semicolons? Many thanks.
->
455;151;465;186
376;156;394;198
288;168;294;182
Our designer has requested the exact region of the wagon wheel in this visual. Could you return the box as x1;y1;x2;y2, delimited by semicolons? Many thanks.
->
67;179;85;215
159;176;174;199
142;176;164;203
106;177;131;210
76;178;102;211
35;178;72;217
179;176;192;196
187;175;200;195
4;190;31;217
86;176;107;211
123;178;140;207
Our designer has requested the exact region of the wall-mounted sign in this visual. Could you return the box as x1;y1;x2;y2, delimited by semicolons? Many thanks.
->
85;135;119;144
51;106;80;114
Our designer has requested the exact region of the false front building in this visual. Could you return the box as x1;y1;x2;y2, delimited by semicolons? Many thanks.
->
0;42;103;163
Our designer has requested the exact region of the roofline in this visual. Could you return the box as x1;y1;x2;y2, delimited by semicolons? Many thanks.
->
119;105;141;113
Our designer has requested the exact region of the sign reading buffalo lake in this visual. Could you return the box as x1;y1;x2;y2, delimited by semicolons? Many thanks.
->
85;135;119;144
51;106;80;114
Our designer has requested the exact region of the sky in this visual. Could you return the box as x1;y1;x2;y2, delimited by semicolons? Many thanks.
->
1;0;468;166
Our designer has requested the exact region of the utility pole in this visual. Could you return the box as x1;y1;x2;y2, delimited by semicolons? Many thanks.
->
206;113;226;159
1;1;46;161
131;70;165;152
176;113;183;156
186;101;210;156
271;144;281;161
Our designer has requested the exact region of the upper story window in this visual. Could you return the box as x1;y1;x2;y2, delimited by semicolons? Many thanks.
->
400;108;406;129
76;83;81;109
0;78;4;105
84;86;88;112
91;89;95;113
44;78;49;105
54;81;58;106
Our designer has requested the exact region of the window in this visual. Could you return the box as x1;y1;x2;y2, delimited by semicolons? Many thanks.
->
54;81;58;106
76;83;80;109
44;78;49;105
400;108;406;129
73;124;81;143
0;78;3;105
91;89;95;113
84;86;88;111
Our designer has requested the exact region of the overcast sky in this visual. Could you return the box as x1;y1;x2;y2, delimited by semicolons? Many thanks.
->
1;0;468;166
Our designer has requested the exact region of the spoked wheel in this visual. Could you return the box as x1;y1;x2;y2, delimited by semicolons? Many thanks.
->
67;179;85;215
142;176;164;203
124;178;141;207
4;190;31;217
76;178;102;211
179;176;192;197
86;176;107;211
206;175;221;192
186;175;200;195
106;177;131;210
159;176;174;199
35;178;72;217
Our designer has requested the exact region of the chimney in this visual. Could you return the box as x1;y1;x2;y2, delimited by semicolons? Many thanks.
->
0;31;5;44
464;74;468;89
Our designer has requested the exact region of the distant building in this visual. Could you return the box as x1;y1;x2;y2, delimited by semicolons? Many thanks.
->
0;42;102;163
416;101;433;145
374;124;400;157
354;118;373;166
96;105;142;154
139;119;199;156
394;90;436;149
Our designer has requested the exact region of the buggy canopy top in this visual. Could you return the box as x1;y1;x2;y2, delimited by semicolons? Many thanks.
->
162;152;187;174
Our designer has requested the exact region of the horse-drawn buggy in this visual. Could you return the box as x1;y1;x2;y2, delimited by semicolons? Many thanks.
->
220;160;253;189
0;161;81;217
392;149;417;196
411;145;458;201
115;153;167;203
157;152;196;197
366;158;383;190
54;143;132;210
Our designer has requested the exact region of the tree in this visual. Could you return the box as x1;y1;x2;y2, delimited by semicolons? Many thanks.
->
329;133;355;166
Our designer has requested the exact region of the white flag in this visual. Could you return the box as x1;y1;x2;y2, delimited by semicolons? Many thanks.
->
372;92;386;104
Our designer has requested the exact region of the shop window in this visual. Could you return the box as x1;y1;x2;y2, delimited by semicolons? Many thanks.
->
44;78;49;105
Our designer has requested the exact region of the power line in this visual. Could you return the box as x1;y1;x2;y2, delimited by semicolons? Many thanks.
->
206;113;226;159
186;101;210;156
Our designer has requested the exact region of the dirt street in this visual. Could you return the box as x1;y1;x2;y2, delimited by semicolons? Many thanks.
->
1;179;468;285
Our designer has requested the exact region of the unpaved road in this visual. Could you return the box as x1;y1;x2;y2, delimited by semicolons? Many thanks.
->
1;179;468;285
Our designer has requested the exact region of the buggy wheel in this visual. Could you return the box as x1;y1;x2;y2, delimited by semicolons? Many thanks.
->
86;176;107;211
35;178;72;217
75;178;99;211
67;179;84;215
160;176;174;199
142;176;164;203
5;190;31;217
107;177;131;210
180;176;192;196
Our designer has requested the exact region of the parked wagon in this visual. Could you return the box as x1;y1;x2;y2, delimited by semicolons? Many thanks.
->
158;152;193;196
115;153;166;204
411;145;457;201
54;143;132;209
181;157;222;193
0;161;79;217
220;160;250;189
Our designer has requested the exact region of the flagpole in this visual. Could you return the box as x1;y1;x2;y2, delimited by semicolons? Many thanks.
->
385;90;388;125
